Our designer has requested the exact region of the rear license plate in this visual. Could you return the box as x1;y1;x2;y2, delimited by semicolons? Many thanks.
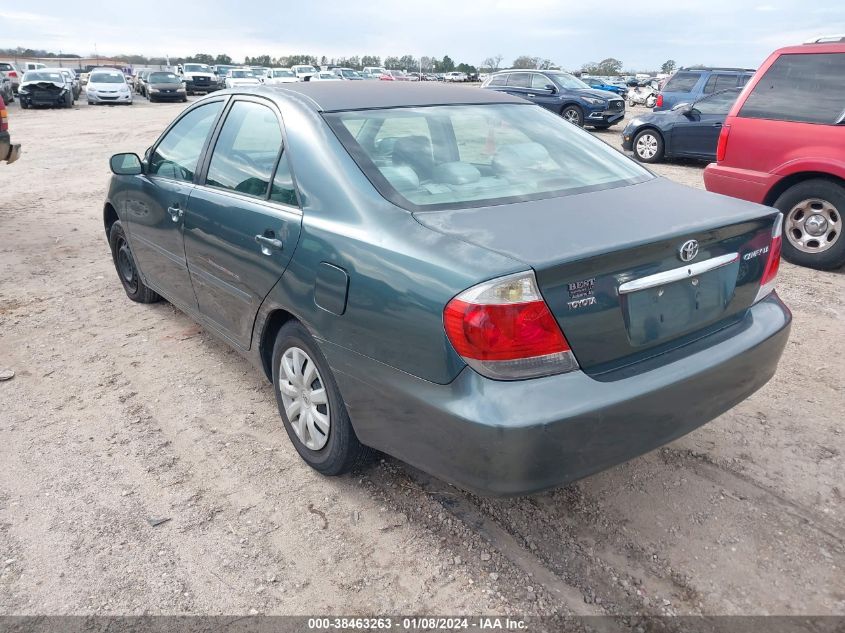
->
622;264;738;346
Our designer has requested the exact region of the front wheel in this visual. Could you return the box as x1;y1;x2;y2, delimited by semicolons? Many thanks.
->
561;105;583;126
775;179;845;270
272;321;370;476
633;129;664;163
108;221;161;303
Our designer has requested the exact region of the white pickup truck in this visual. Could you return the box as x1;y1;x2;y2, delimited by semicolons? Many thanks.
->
175;63;218;95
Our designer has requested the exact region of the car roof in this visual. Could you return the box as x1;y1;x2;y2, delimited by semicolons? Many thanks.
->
774;41;845;54
265;82;528;112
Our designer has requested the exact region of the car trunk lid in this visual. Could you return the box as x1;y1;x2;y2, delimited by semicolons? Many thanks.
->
414;178;780;374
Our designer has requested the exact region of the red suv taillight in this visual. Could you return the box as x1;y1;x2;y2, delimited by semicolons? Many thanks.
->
656;94;663;108
716;123;731;162
754;214;782;303
0;105;8;133
444;271;579;380
8;71;17;78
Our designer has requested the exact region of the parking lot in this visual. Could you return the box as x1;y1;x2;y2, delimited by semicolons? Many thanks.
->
0;96;843;623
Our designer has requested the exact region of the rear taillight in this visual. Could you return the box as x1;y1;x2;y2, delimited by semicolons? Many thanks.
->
716;123;731;162
8;71;17;78
0;106;7;133
754;214;783;303
656;94;663;107
444;271;579;380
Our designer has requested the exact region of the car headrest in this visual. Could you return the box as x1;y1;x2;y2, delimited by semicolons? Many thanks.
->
379;165;420;191
433;161;481;185
392;135;433;177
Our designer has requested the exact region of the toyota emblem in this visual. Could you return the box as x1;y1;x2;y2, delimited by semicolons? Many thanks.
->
679;239;699;262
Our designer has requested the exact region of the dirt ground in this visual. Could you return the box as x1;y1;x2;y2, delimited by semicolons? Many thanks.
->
0;96;843;624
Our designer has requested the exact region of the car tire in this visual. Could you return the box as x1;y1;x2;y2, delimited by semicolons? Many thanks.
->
632;129;664;163
181;96;188;102
272;320;370;476
774;179;845;270
108;221;161;304
561;105;584;126
20;101;29;109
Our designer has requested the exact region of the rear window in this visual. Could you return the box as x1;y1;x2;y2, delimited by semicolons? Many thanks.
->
739;53;845;124
663;71;702;92
325;104;651;211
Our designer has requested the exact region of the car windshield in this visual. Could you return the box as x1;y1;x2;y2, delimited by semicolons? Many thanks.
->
231;70;256;78
294;66;317;73
184;64;211;73
545;72;590;90
149;72;180;84
341;70;358;77
90;72;125;84
23;71;64;82
327;103;651;211
273;70;295;77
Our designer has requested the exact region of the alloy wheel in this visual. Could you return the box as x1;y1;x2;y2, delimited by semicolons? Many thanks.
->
563;109;580;125
279;347;331;450
785;198;841;253
635;133;659;160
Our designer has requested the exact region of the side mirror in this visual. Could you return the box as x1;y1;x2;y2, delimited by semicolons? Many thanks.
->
544;84;556;93
110;153;143;176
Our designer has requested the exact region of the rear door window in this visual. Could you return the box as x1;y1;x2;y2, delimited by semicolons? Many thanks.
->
739;53;845;124
663;71;702;92
507;73;531;88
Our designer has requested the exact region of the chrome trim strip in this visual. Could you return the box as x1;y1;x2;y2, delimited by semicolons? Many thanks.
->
618;253;739;295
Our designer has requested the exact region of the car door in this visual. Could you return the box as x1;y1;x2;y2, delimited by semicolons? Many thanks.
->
669;89;740;158
125;98;226;311
526;73;561;111
504;72;534;102
183;97;303;349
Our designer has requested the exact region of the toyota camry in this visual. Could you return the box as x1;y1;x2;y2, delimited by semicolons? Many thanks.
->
102;83;791;495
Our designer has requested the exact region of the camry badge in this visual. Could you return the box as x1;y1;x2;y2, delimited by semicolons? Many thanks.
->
679;239;699;262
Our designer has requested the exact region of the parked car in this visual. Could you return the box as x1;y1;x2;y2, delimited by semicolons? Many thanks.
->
224;69;262;89
250;67;270;82
444;71;467;82
654;67;754;111
44;67;81;101
0;62;20;93
264;68;299;85
482;69;626;128
0;95;21;164
622;88;741;163
134;69;151;95
582;76;627;96
146;71;188;102
310;71;343;82
102;83;790;495
176;63;218;95
0;72;13;103
379;70;411;81
86;68;133;105
291;65;318;80
362;66;387;79
22;62;46;72
18;70;74;108
331;68;363;80
704;38;845;270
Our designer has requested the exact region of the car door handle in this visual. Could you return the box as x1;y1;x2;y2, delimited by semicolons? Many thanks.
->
526;93;535;97
255;234;283;255
712;123;723;127
167;206;183;222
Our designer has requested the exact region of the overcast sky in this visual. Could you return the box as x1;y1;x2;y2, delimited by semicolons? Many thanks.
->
3;0;843;70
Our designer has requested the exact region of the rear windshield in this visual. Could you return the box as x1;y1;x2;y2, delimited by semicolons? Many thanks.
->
326;103;651;211
739;53;845;125
663;71;702;92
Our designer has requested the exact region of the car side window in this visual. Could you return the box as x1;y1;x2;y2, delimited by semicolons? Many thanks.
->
507;73;531;88
149;101;224;181
739;53;845;124
663;71;702;92
205;100;283;198
694;89;740;115
269;152;298;206
488;74;506;86
531;74;552;90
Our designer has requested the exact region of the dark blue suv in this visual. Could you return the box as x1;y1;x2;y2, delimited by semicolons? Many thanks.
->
482;70;626;128
654;67;754;111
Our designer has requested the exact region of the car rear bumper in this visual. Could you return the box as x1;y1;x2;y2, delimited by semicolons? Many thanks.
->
321;293;791;496
703;163;771;204
0;134;21;164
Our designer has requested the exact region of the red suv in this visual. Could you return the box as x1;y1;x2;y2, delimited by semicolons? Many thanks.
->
704;36;845;270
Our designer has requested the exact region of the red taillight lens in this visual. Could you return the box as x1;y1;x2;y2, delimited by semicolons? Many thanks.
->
716;123;731;162
754;214;783;303
444;272;579;380
0;107;8;133
656;94;663;107
8;71;17;78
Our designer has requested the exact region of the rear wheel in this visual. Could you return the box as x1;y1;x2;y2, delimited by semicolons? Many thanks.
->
775;179;845;270
561;105;583;126
272;321;370;476
108;221;161;303
633;129;664;163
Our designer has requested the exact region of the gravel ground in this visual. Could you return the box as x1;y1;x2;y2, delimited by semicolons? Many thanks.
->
0;96;843;625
